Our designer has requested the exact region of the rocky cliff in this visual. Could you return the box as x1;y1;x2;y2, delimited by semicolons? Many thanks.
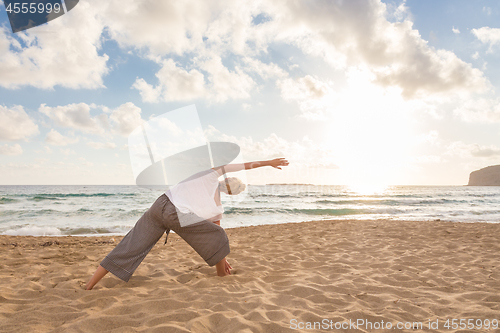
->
468;165;500;186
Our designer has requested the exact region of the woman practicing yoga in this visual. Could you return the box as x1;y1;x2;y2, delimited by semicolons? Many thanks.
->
85;157;289;290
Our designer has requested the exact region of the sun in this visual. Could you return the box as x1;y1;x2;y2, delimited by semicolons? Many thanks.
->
324;69;416;186
347;184;389;196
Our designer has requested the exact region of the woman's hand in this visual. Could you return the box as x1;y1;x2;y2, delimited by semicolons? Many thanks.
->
268;158;289;170
225;259;232;274
216;258;232;276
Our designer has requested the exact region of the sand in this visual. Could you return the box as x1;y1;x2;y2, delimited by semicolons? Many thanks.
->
1;219;500;333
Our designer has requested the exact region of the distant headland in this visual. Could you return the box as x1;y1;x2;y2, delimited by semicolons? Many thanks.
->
468;165;500;186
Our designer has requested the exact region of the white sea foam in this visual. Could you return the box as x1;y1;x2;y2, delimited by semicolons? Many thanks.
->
2;225;62;236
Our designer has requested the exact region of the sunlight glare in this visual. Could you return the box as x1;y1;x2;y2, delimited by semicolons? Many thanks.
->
324;68;415;186
347;184;388;196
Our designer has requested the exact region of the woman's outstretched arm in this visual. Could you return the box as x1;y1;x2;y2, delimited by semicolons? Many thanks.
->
213;158;288;176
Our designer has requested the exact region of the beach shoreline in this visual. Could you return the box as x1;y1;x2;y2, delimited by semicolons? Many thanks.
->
1;219;499;332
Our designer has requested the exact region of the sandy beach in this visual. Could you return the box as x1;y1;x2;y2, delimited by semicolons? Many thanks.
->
1;219;500;333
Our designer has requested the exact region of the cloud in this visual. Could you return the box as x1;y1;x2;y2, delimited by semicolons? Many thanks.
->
415;131;500;162
0;105;39;141
200;55;255;103
101;0;297;104
452;27;460;34
109;102;143;136
453;97;500;123
413;130;443;148
472;27;500;52
39;102;145;138
278;75;334;119
446;141;500;158
39;103;107;135
424;130;442;145
97;0;278;103
242;57;288;80
101;0;271;57
134;55;256;103
87;142;117;149
0;144;23;155
0;1;109;89
131;79;162;103
279;75;331;100
40;101;145;137
1;0;491;104
45;129;79;146
78;157;94;167
204;125;338;170
60;148;76;156
127;0;488;101
156;118;183;136
267;0;489;98
35;146;52;154
133;59;206;102
101;0;210;56
389;0;410;22
106;0;272;103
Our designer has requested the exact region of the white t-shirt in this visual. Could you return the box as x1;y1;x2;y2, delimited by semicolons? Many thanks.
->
165;169;224;226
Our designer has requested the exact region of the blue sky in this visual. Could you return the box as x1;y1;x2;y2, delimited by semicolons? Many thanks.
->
0;0;499;186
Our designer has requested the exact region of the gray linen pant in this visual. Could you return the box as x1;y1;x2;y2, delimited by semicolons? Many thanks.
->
100;194;230;282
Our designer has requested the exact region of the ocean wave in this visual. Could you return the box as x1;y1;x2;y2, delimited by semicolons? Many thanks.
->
61;227;115;235
403;198;469;205
77;208;94;212
0;210;19;217
392;194;424;198
470;210;500;216
223;207;360;216
250;194;300;198
315;198;471;206
0;207;147;221
1;185;499;236
315;199;400;205
223;207;255;215
60;225;133;235
111;209;146;217
428;199;468;204
10;209;65;219
466;192;500;198
19;192;139;199
0;197;17;204
29;196;62;201
1;225;62;236
224;206;411;216
0;224;134;236
288;208;366;216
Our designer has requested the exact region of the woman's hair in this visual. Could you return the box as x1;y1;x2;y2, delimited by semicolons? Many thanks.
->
219;177;246;195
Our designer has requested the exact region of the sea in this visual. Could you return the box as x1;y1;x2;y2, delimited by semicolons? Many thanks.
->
1;185;499;236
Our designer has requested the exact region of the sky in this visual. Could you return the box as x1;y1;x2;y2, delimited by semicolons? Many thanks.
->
0;0;499;186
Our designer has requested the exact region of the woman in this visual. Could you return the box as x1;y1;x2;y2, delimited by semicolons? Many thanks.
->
85;157;289;290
